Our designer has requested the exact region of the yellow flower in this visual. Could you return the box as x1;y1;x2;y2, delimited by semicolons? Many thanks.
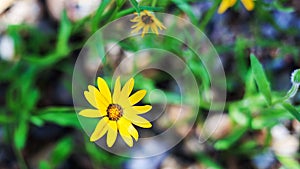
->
79;77;152;147
131;10;166;38
218;0;255;14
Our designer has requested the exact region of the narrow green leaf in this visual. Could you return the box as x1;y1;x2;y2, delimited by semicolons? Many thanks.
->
140;6;163;12
56;10;72;55
91;0;111;32
273;2;295;13
196;153;224;169
51;137;73;167
244;69;256;97
234;37;249;80
171;0;198;25
252;108;293;129
250;54;272;105
14;119;29;149
24;89;39;111
129;0;140;13
36;107;81;128
30;116;44;126
214;126;247;150
281;102;300;122
229;105;250;126
277;155;300;169
39;161;51;169
116;0;126;8
199;0;219;30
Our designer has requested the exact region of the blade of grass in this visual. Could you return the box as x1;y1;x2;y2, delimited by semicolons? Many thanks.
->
129;0;140;13
281;102;300;122
250;54;272;105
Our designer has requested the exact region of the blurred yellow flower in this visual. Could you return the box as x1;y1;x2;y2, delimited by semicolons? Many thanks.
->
218;0;255;14
131;10;166;37
79;77;152;147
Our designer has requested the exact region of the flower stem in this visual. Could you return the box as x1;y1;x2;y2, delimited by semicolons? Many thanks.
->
284;84;299;100
272;84;299;105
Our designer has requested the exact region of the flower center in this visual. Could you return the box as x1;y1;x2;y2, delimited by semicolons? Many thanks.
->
106;104;123;121
142;15;154;24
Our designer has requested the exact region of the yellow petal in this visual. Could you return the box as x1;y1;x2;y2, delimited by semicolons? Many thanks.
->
131;25;143;34
142;25;150;38
113;76;121;104
79;109;105;118
88;85;109;109
127;79;134;96
241;0;254;11
218;0;232;14
230;0;237;6
118;94;132;110
130;16;139;22
123;110;152;128
118;118;139;141
90;117;109;142
120;78;134;97
131;22;143;28
117;118;133;147
107;121;118;147
84;91;98;108
153;18;166;30
116;78;135;108
143;10;151;15
97;77;112;104
151;25;159;35
133;105;152;114
128;123;139;141
129;90;147;105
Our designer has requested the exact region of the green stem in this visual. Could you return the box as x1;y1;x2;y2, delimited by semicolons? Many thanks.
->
272;84;299;105
285;84;299;99
152;0;157;7
200;0;219;30
116;8;136;17
129;0;140;13
14;147;28;169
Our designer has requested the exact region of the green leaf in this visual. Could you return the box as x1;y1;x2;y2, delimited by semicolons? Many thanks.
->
0;109;14;123
273;1;295;13
214;126;247;150
56;10;72;55
85;141;124;167
199;0;219;30
171;0;198;25
24;88;39;111
252;108;293;129
116;0;126;8
51;137;73;167
91;0;111;32
140;6;164;11
277;155;300;169
281;102;300;122
196;153;224;169
229;105;250;126
36;107;81;128
14;119;29;149
234;37;249;81
244;69;257;97
30;116;44;126
129;0;140;13
39;161;51;169
250;54;272;105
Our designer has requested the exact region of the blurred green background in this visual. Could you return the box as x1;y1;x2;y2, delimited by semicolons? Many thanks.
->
0;0;300;169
